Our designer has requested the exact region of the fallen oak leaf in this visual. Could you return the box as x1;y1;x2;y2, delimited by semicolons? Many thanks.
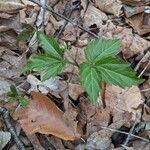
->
15;92;81;140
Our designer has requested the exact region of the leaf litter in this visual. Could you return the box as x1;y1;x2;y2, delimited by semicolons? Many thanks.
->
0;0;150;149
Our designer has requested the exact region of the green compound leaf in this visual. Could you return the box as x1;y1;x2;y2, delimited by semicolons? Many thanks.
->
19;97;29;108
24;54;65;81
95;57;144;87
41;61;65;81
79;63;101;104
85;38;121;62
37;31;63;59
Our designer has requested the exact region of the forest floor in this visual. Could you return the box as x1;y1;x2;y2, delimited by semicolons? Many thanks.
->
0;0;150;149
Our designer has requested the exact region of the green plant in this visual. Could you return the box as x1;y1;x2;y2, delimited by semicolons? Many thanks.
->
7;85;29;108
17;24;35;41
24;32;144;104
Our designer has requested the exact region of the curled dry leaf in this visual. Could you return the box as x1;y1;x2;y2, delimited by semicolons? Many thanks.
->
94;0;123;17
16;92;81;140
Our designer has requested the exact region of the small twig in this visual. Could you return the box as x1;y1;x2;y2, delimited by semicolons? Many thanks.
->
123;118;139;147
135;51;150;71
0;107;25;150
100;125;149;143
140;88;150;92
30;0;99;38
41;0;46;27
138;61;150;77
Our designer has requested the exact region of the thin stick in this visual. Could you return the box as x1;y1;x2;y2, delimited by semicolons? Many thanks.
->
100;125;149;143
123;119;139;147
0;107;25;150
140;88;150;92
135;51;150;71
138;61;150;77
30;0;99;38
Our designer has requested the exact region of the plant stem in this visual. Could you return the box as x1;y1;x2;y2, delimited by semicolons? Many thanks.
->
65;59;79;67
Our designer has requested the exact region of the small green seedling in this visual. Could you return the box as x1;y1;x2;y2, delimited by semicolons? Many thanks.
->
24;32;144;104
7;85;29;108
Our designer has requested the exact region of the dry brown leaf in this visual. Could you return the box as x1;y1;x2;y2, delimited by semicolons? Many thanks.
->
0;12;14;19
105;85;143;119
45;22;56;35
112;25;150;58
68;83;84;100
132;140;150;150
142;105;150;121
0;14;22;32
121;0;150;6
94;108;111;126
26;134;44;150
20;5;40;25
16;92;81;140
63;104;83;137
94;0;123;17
61;23;78;42
0;0;24;13
83;3;108;28
141;79;150;99
126;13;150;35
0;44;26;79
86;129;112;150
124;6;145;18
81;0;88;17
64;46;85;66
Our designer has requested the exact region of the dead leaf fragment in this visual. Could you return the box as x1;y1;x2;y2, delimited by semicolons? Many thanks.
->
69;83;84;100
105;85;143;118
0;0;24;13
121;0;150;6
83;3;108;28
112;26;150;58
94;0;123;17
0;131;11;150
17;92;81;140
124;6;145;18
126;13;150;35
